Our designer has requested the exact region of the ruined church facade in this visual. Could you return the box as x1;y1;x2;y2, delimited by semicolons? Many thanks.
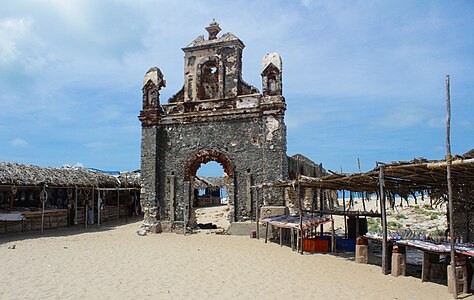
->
138;21;288;232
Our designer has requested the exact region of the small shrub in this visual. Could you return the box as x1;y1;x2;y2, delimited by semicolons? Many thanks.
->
367;217;382;233
395;213;408;220
387;221;402;229
423;204;432;210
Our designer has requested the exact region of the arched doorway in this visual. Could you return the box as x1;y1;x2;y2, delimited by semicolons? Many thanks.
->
184;149;235;227
192;161;230;230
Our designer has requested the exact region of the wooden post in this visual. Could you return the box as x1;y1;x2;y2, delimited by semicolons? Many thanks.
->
331;219;336;253
74;187;78;225
91;187;95;225
421;251;431;282
256;188;260;239
279;227;283;246
97;190;100;225
343;190;347;238
297;158;304;254
125;174;128;223
265;221;269;243
291;228;295;251
445;74;458;297
117;188;120;221
298;179;304;254
85;201;88;229
379;165;389;275
41;199;45;234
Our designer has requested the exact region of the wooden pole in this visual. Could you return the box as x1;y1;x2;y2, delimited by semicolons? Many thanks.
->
97;190;101;225
446;74;458;297
74;187;78;225
331;219;336;253
379;165;389;275
40;186;46;234
256;188;260;239
117;188;120;222
265;221;269;243
296;157;304;254
319;189;324;236
279;227;283;246
91;187;94;225
125;174;128;223
343;190;347;238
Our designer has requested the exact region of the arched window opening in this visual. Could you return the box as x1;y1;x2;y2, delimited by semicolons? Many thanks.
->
199;61;219;100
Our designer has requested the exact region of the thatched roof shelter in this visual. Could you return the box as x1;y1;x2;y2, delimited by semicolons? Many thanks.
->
0;162;140;188
255;149;474;194
194;176;224;190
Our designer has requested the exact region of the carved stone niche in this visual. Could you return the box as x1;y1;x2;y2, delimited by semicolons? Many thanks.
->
261;53;282;96
142;67;166;109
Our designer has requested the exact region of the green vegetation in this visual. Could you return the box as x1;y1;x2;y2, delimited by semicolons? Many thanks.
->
367;217;382;233
432;227;445;238
395;213;407;220
412;206;445;220
387;221;402;230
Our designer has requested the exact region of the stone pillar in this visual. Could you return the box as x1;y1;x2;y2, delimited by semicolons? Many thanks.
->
355;237;369;264
137;67;165;235
448;264;468;295
391;249;406;277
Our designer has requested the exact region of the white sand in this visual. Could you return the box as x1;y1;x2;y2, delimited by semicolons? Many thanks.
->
0;220;461;300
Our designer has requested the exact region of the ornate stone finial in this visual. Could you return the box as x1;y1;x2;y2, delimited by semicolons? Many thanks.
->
205;19;221;40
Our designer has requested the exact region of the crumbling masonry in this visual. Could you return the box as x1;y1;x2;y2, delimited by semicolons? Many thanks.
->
138;21;288;233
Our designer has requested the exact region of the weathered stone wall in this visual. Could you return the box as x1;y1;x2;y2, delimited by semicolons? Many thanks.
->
157;113;287;222
140;125;159;228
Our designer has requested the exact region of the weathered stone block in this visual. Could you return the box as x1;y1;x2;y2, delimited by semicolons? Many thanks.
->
355;245;368;264
391;253;406;277
448;265;468;295
260;206;288;219
160;221;173;233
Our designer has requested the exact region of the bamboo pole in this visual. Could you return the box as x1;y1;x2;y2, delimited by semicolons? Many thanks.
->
446;74;458;297
379;165;389;275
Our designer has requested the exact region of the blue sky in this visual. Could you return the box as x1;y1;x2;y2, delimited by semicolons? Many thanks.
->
1;0;473;175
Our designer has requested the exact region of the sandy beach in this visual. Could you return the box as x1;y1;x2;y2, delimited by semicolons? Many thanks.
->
0;218;461;300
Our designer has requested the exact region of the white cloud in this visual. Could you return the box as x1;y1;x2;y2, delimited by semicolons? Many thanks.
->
0;18;32;64
10;138;29;148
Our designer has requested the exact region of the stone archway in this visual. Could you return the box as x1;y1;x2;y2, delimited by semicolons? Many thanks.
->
184;148;234;181
184;149;236;224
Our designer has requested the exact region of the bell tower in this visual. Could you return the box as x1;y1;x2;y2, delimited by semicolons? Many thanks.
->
138;20;288;234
